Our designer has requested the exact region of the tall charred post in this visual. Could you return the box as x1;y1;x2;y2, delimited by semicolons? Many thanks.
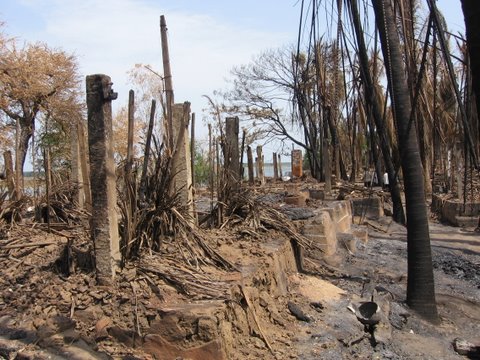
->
86;74;120;285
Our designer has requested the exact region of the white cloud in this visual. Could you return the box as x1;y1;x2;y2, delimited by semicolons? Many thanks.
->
15;0;294;139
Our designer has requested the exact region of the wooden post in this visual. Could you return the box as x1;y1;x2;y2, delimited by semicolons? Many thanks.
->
160;15;175;153
278;154;283;178
247;146;254;185
86;74;120;285
43;147;51;233
225;117;240;190
262;155;265;181
256;146;265;185
216;137;220;194
140;99;156;201
191;112;195;187
3;151;15;199
124;89;136;258
125;89;135;175
240;128;246;180
215;136;223;224
208;124;214;212
291;149;303;178
273;152;278;181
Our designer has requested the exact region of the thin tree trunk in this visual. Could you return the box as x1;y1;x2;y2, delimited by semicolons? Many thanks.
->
16;117;35;198
429;0;478;169
43;147;51;233
3;151;15;198
348;0;406;224
160;15;175;153
350;103;358;182
247;146;254;185
372;0;439;322
126;89;135;175
140;100;156;201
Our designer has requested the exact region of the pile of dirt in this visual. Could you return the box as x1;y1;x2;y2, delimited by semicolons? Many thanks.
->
0;210;307;359
0;183;479;359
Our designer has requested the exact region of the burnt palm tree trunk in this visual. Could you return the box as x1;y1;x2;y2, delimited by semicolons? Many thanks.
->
372;0;439;322
461;0;480;229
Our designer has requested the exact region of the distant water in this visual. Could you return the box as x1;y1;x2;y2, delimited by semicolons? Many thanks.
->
242;162;291;178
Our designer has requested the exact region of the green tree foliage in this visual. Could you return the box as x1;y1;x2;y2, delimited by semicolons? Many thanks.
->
193;143;211;186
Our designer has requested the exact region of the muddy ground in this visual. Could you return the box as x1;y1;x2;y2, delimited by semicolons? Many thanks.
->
0;184;479;359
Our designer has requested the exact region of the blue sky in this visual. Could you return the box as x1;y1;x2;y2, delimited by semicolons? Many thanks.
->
0;0;466;150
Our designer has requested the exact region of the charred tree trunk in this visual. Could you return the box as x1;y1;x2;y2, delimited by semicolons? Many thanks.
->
348;0;406;224
372;0;439;322
350;103;358;182
461;0;480;148
461;0;480;229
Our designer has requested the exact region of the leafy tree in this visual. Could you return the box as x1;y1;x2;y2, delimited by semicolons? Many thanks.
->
0;31;82;185
0;27;15;161
193;142;211;186
112;105;146;163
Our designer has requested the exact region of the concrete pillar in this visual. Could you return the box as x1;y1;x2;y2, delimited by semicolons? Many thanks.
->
78;120;92;211
291;149;303;178
256;146;265;185
247;146;254;185
225;117;240;190
171;102;194;221
86;74;120;285
3;151;15;199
